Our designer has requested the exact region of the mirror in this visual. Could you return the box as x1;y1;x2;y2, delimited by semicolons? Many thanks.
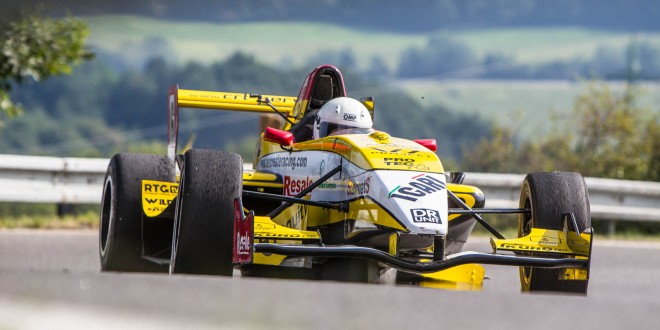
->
264;127;294;146
413;139;437;152
360;96;374;120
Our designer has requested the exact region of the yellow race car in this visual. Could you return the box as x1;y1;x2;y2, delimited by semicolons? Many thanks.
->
99;65;593;293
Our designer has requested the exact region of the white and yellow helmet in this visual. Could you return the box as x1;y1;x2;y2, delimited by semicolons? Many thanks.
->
313;97;373;139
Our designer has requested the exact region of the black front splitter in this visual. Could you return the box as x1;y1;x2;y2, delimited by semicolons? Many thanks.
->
254;243;587;273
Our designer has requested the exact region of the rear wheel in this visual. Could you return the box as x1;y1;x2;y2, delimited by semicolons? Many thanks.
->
170;149;243;276
518;172;590;293
99;153;175;272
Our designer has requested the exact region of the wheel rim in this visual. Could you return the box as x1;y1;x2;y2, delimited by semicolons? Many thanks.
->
169;166;185;274
99;177;113;256
518;188;533;290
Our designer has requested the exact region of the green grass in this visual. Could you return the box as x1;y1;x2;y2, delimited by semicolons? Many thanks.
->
452;28;660;63
0;203;99;229
0;212;99;229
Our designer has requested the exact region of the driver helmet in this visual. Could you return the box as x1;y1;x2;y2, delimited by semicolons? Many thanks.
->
313;97;373;139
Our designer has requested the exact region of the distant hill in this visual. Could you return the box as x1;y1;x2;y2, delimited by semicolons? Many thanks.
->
83;16;660;81
3;0;660;33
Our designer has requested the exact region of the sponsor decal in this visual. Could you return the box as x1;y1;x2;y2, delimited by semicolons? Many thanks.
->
332;139;351;154
255;232;319;239
370;147;420;155
236;233;251;256
319;159;326;175
142;181;178;217
285;204;307;230
256;223;276;230
143;183;178;194
259;156;308;169
144;205;171;215
497;243;570;253
343;113;357;121
371;132;390;142
318;182;338;190
187;92;290;104
284;176;313;196
383;157;415;167
388;174;446;202
410;208;442;224
144;199;173;206
347;176;371;196
539;236;560;246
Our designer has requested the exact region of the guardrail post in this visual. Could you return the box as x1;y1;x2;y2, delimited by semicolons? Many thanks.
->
607;220;616;236
57;203;77;217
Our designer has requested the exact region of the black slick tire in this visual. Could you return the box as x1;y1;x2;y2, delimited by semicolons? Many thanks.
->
518;172;591;294
170;149;242;276
99;153;175;272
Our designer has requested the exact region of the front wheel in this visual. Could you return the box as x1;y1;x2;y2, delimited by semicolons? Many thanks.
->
170;149;243;276
518;172;591;294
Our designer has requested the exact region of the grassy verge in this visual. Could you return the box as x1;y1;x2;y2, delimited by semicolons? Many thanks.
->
0;203;99;230
0;211;99;230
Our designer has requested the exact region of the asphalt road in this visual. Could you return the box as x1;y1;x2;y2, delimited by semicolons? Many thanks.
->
1;230;659;329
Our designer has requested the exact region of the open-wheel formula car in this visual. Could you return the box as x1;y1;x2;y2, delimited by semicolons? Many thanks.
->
99;64;593;293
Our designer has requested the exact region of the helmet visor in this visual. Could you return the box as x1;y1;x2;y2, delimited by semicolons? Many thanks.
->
319;122;373;137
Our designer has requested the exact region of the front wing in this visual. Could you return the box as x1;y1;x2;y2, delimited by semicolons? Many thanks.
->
232;202;593;285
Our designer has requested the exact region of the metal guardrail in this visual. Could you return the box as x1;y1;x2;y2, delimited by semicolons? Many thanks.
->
463;173;660;223
1;154;659;225
0;154;109;204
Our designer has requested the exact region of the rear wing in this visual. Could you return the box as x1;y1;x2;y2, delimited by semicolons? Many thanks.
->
167;85;297;160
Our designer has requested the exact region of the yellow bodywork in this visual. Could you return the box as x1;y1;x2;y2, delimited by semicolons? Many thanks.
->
419;264;485;291
254;215;320;241
490;227;591;257
177;89;296;115
243;171;282;189
294;132;444;173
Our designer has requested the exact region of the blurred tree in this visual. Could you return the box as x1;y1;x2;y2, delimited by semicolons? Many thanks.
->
364;55;389;79
397;34;478;78
463;81;660;181
0;11;94;125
